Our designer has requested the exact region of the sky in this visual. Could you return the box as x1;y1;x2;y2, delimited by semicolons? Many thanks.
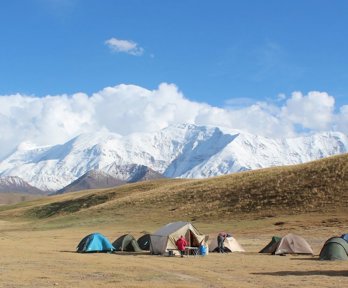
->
0;0;348;159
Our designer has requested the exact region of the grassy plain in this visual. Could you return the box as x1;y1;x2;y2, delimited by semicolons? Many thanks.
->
0;154;347;287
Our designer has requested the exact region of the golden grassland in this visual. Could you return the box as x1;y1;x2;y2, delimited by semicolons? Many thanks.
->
0;154;347;287
0;192;41;206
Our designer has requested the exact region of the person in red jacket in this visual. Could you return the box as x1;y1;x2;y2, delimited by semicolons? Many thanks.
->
176;235;187;257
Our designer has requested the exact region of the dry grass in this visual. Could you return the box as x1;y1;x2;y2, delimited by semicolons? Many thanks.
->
1;153;347;228
0;192;41;206
0;213;347;288
0;154;347;287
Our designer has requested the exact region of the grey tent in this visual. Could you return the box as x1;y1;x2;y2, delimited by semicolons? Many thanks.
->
319;237;348;261
137;234;151;251
112;234;143;252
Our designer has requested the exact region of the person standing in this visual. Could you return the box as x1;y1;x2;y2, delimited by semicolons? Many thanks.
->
217;232;226;253
176;235;187;257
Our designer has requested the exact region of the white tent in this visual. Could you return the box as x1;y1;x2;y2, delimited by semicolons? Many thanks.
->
150;221;206;255
273;233;313;255
209;236;245;252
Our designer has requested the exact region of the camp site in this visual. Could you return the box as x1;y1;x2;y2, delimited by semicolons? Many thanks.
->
2;0;348;286
0;154;348;288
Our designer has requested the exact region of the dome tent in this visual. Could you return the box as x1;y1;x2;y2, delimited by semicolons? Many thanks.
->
259;233;313;255
137;234;151;251
259;236;281;253
113;234;143;252
76;233;114;253
209;235;245;252
319;237;348;261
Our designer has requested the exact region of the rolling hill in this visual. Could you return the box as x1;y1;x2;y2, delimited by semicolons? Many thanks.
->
0;153;346;229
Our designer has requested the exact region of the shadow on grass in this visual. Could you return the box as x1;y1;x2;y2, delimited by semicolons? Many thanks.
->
60;250;114;254
60;250;76;253
289;257;319;261
252;270;348;277
60;250;151;256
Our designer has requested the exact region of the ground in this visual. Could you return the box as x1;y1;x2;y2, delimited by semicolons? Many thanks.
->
1;214;347;288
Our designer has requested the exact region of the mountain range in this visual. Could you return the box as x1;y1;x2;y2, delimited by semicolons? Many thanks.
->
0;176;44;194
0;123;347;193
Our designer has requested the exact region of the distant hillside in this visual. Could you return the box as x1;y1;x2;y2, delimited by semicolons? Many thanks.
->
0;154;347;225
127;165;165;183
56;166;164;194
0;192;42;206
55;170;126;194
0;176;44;194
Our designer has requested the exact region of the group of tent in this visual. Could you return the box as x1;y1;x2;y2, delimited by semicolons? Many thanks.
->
259;233;348;261
76;221;209;255
76;221;348;261
76;232;149;253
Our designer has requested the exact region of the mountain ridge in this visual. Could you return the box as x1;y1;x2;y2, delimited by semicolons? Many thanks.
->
0;176;45;194
0;123;347;192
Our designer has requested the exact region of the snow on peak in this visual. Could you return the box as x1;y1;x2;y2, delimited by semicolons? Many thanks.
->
0;123;346;191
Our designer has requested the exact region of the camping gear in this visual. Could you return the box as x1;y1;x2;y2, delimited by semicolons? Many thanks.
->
113;234;143;252
137;234;151;250
150;221;206;255
259;233;313;255
76;232;114;253
341;234;348;242
319;237;348;261
259;236;281;253
209;235;245;252
199;244;207;255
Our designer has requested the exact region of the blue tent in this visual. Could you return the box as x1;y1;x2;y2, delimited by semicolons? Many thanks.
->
341;234;348;242
76;233;115;253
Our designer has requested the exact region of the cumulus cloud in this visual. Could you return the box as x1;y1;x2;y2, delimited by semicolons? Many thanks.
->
336;105;348;132
105;37;144;56
0;84;346;159
281;91;335;131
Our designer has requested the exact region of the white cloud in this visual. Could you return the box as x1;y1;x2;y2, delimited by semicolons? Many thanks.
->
281;91;335;131
105;37;144;56
0;84;346;159
336;105;348;132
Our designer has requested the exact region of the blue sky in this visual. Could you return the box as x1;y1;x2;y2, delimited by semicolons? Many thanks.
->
0;0;348;158
1;0;347;106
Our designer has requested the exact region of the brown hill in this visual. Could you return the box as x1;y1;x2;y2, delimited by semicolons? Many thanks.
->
0;153;347;227
55;170;126;194
0;193;42;206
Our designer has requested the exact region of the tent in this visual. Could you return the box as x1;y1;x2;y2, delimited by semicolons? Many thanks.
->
259;233;313;255
76;232;114;253
341;234;348;242
112;234;143;252
259;236;281;253
209;235;245;253
137;234;151;251
319;237;348;261
150;221;206;255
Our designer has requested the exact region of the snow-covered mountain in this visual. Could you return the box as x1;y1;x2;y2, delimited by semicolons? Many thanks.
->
0;123;347;192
